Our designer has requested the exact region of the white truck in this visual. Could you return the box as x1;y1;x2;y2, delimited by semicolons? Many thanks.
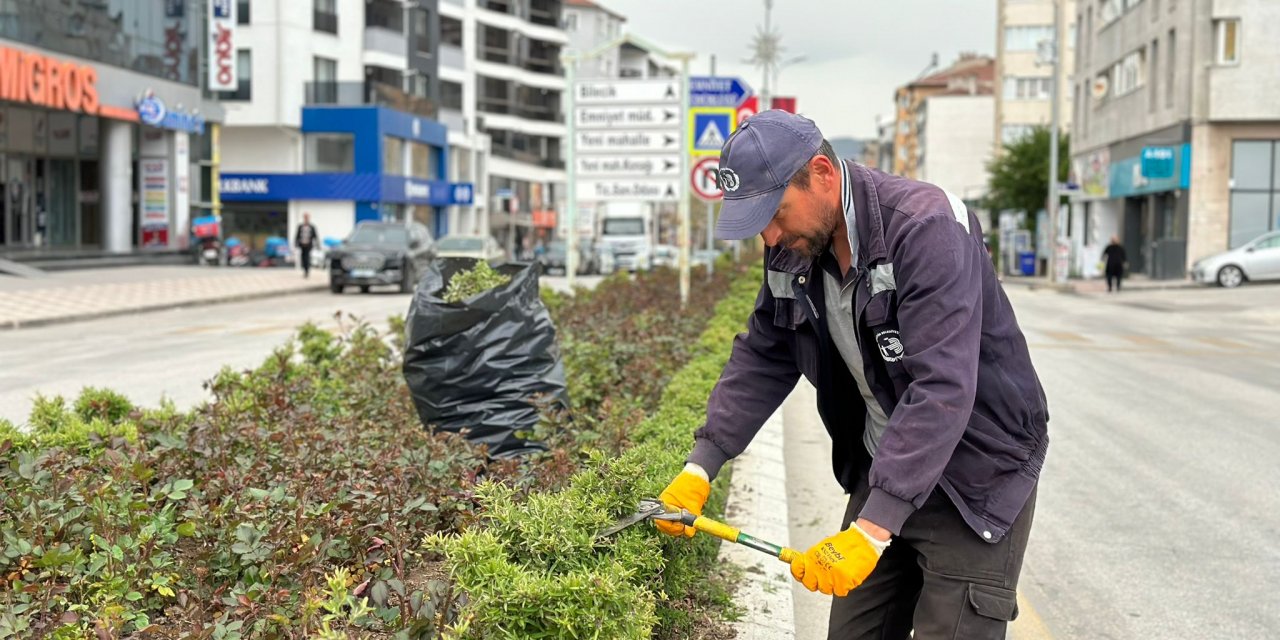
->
597;204;654;272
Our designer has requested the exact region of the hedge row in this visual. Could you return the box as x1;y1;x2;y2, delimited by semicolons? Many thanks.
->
0;264;743;639
430;262;763;639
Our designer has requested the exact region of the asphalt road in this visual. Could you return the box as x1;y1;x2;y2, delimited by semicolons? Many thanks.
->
782;281;1280;638
0;274;597;426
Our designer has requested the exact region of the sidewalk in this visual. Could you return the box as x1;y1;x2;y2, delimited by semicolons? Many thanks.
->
1001;273;1198;295
0;266;326;329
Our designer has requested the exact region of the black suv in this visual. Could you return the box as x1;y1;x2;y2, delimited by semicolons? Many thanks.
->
328;222;436;294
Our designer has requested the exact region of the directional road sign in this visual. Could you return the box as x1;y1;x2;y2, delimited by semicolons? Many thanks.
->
690;107;735;156
576;179;680;202
575;105;680;129
575;129;680;153
574;79;680;105
691;156;722;202
689;76;753;108
578;155;681;178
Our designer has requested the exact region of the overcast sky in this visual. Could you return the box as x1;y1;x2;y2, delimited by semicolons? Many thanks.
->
598;0;997;139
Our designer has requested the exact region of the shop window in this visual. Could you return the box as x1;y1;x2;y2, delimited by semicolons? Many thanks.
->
384;136;405;176
1228;140;1280;248
305;133;354;173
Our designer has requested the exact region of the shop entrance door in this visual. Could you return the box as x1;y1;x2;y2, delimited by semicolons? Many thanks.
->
45;159;78;246
2;155;36;247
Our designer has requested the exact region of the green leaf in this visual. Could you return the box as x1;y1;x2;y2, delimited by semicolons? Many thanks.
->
173;479;194;492
370;581;390;607
176;522;197;537
125;591;144;601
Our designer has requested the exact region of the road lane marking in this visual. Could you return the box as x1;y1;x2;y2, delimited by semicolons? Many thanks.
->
1042;331;1089;343
1010;592;1056;640
1119;334;1169;348
1195;336;1251;350
169;325;225;335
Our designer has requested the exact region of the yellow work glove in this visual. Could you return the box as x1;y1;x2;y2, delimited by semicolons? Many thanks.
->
790;523;891;597
655;464;710;537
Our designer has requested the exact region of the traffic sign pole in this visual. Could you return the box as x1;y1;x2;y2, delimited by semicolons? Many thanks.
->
679;56;692;308
563;52;578;289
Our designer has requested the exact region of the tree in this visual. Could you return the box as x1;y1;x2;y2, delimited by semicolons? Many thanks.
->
985;126;1070;234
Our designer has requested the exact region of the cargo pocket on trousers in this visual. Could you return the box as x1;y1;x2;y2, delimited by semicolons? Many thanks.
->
954;583;1018;639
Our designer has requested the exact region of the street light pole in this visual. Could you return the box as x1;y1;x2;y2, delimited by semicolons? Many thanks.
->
678;54;693;306
1046;0;1063;282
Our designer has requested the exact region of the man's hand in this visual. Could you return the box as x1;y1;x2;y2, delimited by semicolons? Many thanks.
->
789;521;890;597
655;464;710;537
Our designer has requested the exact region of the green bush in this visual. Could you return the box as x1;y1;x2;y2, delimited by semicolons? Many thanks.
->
431;264;763;639
442;261;511;304
0;262;750;637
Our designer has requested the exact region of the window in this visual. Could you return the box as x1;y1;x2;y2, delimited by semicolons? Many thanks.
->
314;0;338;34
305;133;354;172
1215;19;1240;65
441;81;463;110
411;142;439;179
1003;76;1053;100
219;50;252;100
1004;25;1054;52
1166;29;1176;107
1099;0;1121;26
1228;140;1280;248
1002;125;1035;144
1149;39;1159;112
1069;23;1077;49
441;17;462;47
384;136;405;176
898;120;910;135
312;56;337;102
237;0;250;24
565;13;577;31
414;9;431;54
1112;48;1146;96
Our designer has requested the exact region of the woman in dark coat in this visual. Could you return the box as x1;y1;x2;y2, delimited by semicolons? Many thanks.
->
1102;236;1127;292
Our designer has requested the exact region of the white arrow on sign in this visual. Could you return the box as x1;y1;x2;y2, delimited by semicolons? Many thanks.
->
576;130;680;152
578;155;681;178
577;179;680;202
575;105;680;129
575;80;681;105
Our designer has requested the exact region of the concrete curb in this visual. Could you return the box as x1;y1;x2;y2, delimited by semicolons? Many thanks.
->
719;407;796;640
0;283;328;331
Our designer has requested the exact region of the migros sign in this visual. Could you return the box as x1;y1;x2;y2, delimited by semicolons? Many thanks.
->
0;46;100;115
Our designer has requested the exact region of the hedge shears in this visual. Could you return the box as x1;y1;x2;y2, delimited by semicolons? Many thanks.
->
597;498;801;565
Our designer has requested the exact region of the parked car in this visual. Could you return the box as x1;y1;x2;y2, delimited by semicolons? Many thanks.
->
328;222;436;294
1190;230;1280;288
436;234;506;262
538;240;597;275
652;244;678;269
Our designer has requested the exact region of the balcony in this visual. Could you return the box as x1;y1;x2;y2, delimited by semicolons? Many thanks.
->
306;81;437;119
528;0;561;27
440;43;465;69
365;26;408;56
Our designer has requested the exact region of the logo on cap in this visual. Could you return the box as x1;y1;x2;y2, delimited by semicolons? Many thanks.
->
719;168;740;192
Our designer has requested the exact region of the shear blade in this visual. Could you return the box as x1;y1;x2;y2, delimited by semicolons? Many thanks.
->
596;499;667;539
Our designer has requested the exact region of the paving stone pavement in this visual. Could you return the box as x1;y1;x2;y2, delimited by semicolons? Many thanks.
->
0;266;325;329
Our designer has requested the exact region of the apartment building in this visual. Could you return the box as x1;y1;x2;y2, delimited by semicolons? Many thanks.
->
892;54;995;180
995;0;1076;152
1069;0;1280;279
438;0;567;256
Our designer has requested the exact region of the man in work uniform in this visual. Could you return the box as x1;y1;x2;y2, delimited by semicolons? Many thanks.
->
656;110;1049;639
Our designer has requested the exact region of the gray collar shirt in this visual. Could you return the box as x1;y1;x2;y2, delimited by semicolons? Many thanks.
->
822;160;891;456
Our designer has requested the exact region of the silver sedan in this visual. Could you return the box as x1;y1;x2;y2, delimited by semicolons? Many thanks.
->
1190;231;1280;287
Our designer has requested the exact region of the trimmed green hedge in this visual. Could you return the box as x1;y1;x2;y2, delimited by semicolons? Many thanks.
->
430;263;763;639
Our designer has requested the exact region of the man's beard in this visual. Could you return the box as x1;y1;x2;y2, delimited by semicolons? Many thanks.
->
781;203;842;259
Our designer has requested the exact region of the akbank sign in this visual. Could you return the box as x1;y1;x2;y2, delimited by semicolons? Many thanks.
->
221;173;476;206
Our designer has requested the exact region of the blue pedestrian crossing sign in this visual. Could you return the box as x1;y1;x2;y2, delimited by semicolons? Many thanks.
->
690;107;736;156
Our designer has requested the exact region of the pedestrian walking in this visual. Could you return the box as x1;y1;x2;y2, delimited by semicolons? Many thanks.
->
1102;236;1127;292
655;111;1048;639
294;213;318;278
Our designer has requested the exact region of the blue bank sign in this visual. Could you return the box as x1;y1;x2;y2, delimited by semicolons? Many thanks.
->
220;173;475;206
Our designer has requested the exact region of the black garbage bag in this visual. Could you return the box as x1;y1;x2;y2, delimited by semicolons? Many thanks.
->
402;259;566;457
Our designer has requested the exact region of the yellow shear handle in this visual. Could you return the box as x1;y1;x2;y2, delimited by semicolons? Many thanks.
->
691;515;740;541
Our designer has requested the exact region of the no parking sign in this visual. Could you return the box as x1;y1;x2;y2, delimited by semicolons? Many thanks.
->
691;156;722;202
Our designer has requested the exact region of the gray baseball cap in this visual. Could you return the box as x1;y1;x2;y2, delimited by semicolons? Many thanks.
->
714;110;824;241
